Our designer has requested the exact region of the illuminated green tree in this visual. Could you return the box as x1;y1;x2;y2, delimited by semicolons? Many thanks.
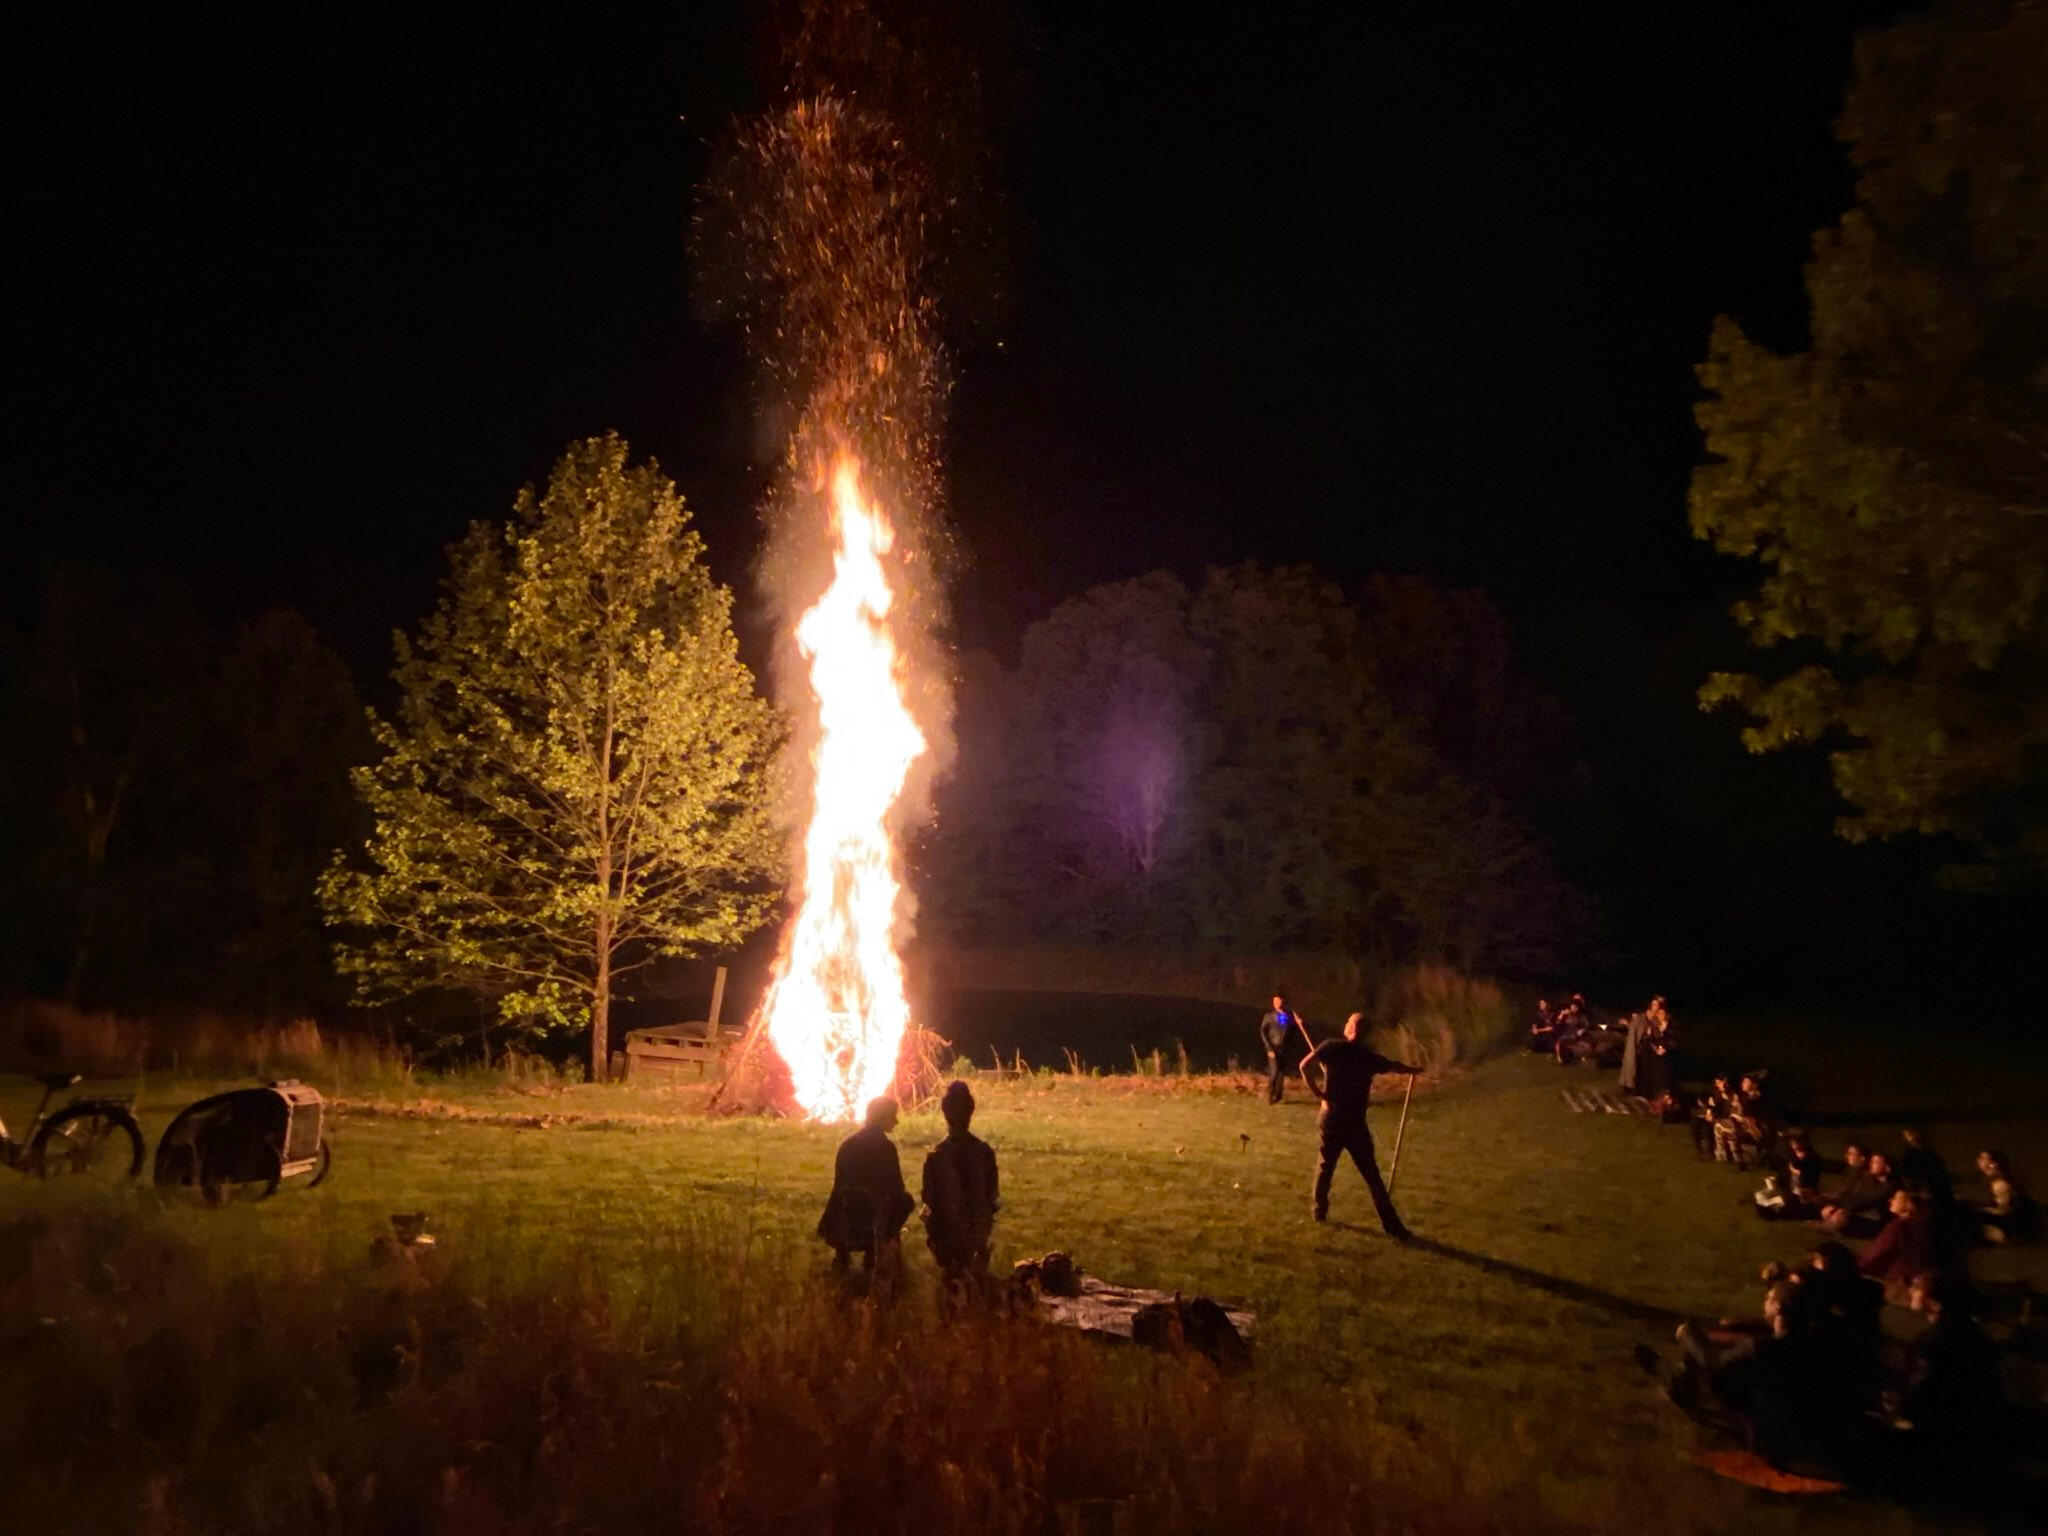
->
1691;0;2048;884
322;435;782;1076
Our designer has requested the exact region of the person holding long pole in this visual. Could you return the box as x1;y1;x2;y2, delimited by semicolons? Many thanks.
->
1300;1011;1419;1238
1258;992;1307;1105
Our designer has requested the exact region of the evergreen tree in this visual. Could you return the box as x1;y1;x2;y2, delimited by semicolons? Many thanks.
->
322;435;782;1076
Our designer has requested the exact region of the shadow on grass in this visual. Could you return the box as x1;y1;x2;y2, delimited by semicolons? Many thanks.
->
1398;1236;1686;1327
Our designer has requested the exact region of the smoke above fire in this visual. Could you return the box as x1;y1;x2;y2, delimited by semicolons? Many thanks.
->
695;4;984;1118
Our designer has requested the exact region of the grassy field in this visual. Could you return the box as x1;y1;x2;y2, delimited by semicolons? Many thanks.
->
2;1025;2042;1534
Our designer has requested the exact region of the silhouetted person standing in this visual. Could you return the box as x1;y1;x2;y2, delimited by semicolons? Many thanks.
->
1300;1012;1418;1236
818;1096;915;1274
921;1080;1000;1284
1259;993;1301;1104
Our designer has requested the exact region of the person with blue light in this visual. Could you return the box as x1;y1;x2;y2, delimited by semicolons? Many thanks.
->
1258;992;1305;1104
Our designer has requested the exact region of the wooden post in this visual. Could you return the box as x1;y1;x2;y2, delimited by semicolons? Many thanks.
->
708;965;728;1030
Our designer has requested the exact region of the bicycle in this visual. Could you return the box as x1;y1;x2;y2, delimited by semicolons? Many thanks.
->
0;1071;146;1185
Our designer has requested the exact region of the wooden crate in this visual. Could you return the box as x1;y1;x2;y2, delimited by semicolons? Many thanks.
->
623;1023;742;1082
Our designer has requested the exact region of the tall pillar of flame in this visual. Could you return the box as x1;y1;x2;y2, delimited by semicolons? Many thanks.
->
759;457;927;1121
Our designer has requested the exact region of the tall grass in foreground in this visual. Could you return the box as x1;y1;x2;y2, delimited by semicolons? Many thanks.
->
0;1200;1573;1536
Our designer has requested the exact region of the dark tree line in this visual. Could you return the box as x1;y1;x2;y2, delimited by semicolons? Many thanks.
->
0;558;1589;1038
0;572;367;1016
7;550;2037;1029
921;565;1594;974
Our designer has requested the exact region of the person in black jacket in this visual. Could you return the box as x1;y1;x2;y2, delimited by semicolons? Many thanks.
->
1258;993;1304;1104
921;1080;1000;1285
1816;1147;1895;1237
1895;1126;1957;1216
1300;1012;1419;1236
1895;1275;2006;1501
818;1096;915;1275
1644;1281;1860;1473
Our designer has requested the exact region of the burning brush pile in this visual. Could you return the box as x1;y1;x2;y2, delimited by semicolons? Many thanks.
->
696;13;970;1122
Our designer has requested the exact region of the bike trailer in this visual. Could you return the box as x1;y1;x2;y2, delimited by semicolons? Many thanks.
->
154;1079;329;1196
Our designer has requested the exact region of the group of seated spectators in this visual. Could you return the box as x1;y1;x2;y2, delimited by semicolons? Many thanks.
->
1755;1134;2040;1258
1637;1244;2007;1493
1533;992;1681;1111
1605;1014;2042;1495
1691;1070;1779;1167
1528;993;1586;1059
1532;992;1631;1070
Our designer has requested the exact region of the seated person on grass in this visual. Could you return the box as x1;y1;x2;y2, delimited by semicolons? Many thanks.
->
1711;1078;1761;1167
1802;1240;1885;1407
1550;995;1589;1064
1705;1260;1803;1340
1858;1187;1936;1304
1892;1274;2008;1501
1639;1281;1862;1475
1803;1241;1884;1334
1754;1130;1824;1219
1725;1073;1780;1169
818;1096;916;1277
1817;1148;1894;1238
1693;1075;1735;1159
1781;1130;1823;1202
1897;1127;1954;1207
1530;997;1559;1055
1971;1148;2040;1246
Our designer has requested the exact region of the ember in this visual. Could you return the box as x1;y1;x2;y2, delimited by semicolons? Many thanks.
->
704;75;955;1120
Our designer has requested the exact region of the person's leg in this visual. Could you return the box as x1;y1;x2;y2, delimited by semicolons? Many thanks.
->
874;1236;903;1289
1311;1121;1340;1219
1344;1126;1411;1239
1660;1323;1719;1406
1267;1052;1284;1103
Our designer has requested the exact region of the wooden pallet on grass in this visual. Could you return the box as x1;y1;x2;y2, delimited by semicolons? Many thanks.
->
1560;1086;1656;1116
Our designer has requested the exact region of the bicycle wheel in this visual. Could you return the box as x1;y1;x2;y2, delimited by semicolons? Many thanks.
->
29;1104;145;1186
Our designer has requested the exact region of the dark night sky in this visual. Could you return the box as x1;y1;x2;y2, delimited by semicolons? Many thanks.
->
10;2;1910;666
20;1;2004;1002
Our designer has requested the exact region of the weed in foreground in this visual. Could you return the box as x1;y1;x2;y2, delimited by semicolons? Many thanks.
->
0;1199;1577;1536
